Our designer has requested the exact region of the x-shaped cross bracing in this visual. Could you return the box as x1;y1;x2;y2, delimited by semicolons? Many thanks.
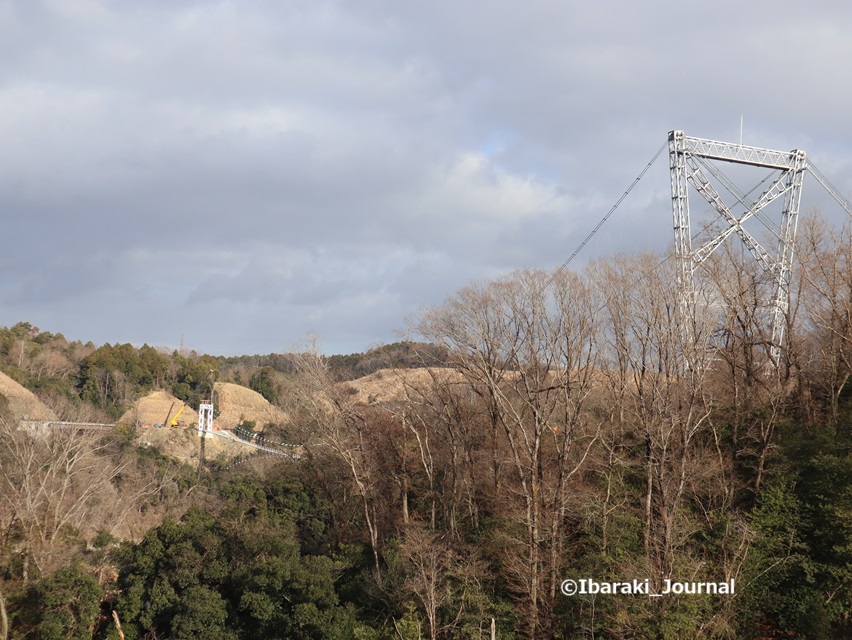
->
668;130;807;364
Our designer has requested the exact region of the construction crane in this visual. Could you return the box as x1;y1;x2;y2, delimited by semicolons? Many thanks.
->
160;401;187;429
158;402;176;429
170;404;186;428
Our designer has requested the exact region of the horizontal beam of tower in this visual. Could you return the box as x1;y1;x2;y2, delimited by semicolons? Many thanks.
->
681;134;804;170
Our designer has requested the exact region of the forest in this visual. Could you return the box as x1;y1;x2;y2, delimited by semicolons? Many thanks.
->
1;216;852;639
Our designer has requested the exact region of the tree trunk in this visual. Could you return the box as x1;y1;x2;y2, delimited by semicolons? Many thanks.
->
0;587;8;640
644;434;653;555
112;610;126;640
402;476;409;525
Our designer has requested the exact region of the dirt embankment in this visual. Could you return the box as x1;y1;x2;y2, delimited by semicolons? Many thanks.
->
118;390;198;427
341;367;468;405
213;382;288;428
120;384;287;429
136;426;258;466
117;383;289;464
0;370;57;421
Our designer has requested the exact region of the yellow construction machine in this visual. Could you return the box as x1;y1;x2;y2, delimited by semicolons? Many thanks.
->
170;404;186;427
162;402;187;428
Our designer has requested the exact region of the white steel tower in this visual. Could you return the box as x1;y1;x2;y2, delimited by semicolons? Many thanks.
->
668;130;807;364
197;401;214;470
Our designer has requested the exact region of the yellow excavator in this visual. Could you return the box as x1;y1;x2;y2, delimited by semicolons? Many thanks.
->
163;402;187;428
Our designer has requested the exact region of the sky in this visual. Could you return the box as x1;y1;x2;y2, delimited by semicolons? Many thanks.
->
2;0;852;355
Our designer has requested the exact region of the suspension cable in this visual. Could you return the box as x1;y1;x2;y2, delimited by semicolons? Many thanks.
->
808;160;852;217
547;142;667;285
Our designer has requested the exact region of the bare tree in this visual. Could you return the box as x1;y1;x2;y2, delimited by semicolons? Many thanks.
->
0;585;7;640
0;418;127;580
593;254;715;578
289;346;385;584
399;520;487;640
400;523;452;640
704;243;792;494
394;365;488;535
416;268;601;637
798;214;852;427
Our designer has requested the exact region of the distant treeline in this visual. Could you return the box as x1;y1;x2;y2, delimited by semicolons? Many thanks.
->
0;321;446;421
219;341;449;381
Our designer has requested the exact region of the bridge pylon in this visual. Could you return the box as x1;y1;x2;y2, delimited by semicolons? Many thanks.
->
197;400;214;470
668;130;807;365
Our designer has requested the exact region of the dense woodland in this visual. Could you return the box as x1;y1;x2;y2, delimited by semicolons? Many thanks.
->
2;217;852;638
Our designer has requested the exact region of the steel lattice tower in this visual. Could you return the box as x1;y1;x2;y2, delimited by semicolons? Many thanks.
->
197;401;214;470
668;130;808;364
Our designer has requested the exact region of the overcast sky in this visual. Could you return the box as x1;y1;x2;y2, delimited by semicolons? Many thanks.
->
2;0;852;355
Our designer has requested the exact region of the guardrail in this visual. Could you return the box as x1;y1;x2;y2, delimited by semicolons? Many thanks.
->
20;420;115;432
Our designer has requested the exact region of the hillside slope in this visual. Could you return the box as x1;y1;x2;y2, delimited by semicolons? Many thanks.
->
0;370;57;420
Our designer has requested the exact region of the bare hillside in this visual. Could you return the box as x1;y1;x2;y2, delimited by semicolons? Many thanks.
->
0;370;57;420
119;390;199;427
214;382;288;428
342;367;467;405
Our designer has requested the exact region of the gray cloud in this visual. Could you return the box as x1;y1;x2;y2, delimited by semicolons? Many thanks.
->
1;0;850;354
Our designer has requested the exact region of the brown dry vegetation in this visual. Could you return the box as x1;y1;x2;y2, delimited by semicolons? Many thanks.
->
213;381;288;428
0;370;56;421
119;384;287;430
341;367;468;405
288;244;848;639
118;389;198;426
117;383;288;463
